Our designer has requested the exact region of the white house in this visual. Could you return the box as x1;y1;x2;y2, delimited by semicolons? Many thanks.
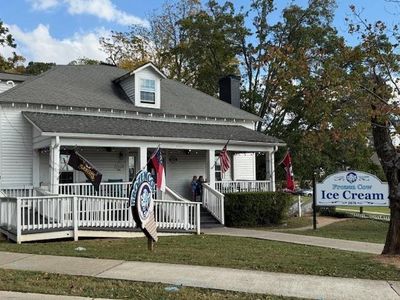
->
0;72;29;93
0;62;284;243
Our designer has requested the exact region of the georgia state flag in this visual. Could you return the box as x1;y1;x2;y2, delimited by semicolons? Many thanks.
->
151;148;166;192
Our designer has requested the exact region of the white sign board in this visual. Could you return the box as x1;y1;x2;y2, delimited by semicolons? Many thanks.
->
316;171;389;206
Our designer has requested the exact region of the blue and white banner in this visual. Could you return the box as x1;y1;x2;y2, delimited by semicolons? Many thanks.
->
316;171;389;206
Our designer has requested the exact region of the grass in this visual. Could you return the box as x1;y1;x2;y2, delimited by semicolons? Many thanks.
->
0;269;294;300
249;217;312;230
336;206;389;214
0;234;399;281
290;218;388;244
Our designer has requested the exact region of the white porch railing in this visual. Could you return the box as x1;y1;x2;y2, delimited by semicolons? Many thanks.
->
0;185;35;198
215;180;271;194
203;183;224;225
59;182;132;198
0;195;201;243
164;186;191;202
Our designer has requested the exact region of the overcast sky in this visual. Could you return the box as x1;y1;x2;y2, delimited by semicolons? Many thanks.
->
1;0;399;64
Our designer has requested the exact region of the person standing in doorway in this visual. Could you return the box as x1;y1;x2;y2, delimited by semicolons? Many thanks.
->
197;176;205;202
191;176;198;202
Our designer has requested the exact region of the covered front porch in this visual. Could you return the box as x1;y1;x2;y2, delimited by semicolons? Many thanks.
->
0;112;283;242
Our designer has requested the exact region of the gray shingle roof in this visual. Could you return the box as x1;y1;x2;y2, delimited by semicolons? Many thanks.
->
0;72;30;82
23;112;283;145
0;65;260;121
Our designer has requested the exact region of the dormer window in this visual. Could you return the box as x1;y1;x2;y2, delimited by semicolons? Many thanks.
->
140;79;156;104
115;62;166;109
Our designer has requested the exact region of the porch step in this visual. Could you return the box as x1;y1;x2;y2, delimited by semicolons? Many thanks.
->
200;206;223;228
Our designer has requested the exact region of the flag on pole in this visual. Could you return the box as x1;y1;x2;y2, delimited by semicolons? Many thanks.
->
219;142;231;174
281;150;294;191
68;150;102;192
150;148;166;192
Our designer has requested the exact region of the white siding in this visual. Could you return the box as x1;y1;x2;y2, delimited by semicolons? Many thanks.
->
0;81;17;94
120;76;135;103
39;149;129;186
39;151;49;185
233;153;256;180
165;150;206;199
74;149;128;183
0;109;33;186
134;68;161;109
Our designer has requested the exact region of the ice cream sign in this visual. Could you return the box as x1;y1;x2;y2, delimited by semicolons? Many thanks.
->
316;171;389;206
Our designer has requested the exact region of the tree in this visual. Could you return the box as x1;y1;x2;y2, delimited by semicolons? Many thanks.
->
100;0;201;72
68;58;100;65
99;0;244;96
0;19;25;72
241;0;377;180
177;0;246;95
25;61;55;75
347;5;400;254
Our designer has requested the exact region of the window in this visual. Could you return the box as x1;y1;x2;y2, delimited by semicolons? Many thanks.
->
140;79;156;104
59;154;74;183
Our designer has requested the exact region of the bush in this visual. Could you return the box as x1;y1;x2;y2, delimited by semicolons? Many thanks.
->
224;192;292;227
318;206;352;218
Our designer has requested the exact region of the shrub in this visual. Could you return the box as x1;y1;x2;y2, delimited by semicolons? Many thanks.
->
224;192;292;227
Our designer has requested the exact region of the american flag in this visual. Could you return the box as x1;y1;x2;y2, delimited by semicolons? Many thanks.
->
219;143;231;174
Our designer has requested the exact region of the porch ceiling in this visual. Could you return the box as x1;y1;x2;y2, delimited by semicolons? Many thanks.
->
23;112;284;145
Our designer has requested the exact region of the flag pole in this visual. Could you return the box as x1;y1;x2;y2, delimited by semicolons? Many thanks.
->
211;139;231;170
141;144;161;170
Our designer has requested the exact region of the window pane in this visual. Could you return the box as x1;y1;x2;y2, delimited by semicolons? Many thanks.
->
141;91;155;103
140;79;155;90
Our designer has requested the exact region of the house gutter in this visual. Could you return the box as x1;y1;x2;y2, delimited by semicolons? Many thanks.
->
39;131;286;148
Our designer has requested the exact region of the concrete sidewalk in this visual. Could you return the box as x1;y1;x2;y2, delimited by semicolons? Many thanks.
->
1;251;399;300
0;291;113;300
203;227;384;254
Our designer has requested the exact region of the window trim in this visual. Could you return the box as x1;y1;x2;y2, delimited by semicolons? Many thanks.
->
140;78;156;104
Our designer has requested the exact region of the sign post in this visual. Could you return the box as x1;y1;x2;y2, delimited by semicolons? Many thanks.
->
129;169;158;251
312;173;317;230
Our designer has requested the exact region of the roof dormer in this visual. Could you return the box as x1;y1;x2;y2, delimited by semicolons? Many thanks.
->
115;62;166;109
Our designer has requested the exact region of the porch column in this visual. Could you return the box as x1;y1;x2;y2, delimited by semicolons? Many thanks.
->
206;149;216;189
266;150;276;192
32;149;40;188
49;137;60;194
137;146;147;171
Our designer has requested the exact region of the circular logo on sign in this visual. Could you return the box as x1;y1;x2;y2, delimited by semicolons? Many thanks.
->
129;169;156;229
129;170;155;207
137;181;154;223
346;172;357;184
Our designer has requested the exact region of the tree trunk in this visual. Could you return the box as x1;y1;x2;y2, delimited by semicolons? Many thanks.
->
371;116;400;254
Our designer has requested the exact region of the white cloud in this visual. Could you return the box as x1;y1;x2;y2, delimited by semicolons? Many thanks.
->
66;0;149;27
8;24;109;64
27;0;149;27
29;0;59;10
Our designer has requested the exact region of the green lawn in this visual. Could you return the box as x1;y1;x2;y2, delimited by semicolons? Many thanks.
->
250;217;312;230
336;206;389;214
0;269;294;300
290;218;388;243
0;234;398;281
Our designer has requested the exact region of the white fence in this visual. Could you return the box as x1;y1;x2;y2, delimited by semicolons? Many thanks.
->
215;180;271;194
0;196;201;243
0;185;35;198
203;183;224;224
59;182;132;198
